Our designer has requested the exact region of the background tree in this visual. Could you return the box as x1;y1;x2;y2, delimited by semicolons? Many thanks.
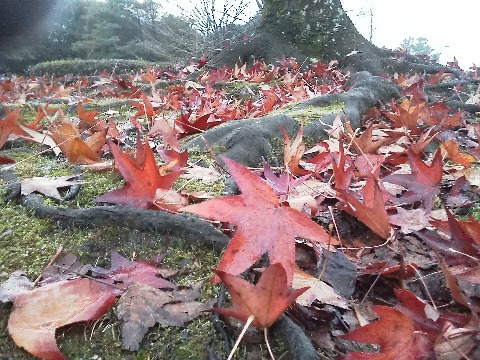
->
399;36;440;62
211;0;449;75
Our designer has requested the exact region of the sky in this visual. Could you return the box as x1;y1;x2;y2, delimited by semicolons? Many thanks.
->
162;0;479;69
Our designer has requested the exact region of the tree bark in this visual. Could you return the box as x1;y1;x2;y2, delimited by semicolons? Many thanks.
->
211;0;456;75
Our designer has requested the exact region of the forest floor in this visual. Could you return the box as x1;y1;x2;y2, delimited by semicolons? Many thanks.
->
1;59;480;359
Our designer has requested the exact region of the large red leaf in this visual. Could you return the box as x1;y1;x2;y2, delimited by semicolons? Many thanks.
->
49;112;103;164
182;157;334;285
339;306;435;360
337;176;391;239
8;279;116;360
418;210;480;266
93;138;182;209
213;263;308;328
384;149;443;211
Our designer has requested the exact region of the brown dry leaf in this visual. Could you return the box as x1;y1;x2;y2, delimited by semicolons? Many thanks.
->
181;165;221;183
21;175;84;200
292;268;349;309
388;208;430;234
434;323;477;360
0;271;34;303
18;125;61;156
116;281;213;351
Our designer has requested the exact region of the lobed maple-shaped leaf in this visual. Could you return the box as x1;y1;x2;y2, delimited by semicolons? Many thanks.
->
361;261;417;281
175;112;221;139
1;250;178;359
8;279;116;360
339;305;435;360
0;108;22;163
384;149;443;211
129;92;156;123
332;142;354;190
213;263;309;328
388;208;430;234
422;101;463;129
76;103;108;133
384;97;426;134
117;281;213;350
439;140;476;168
393;289;470;341
292;268;349;308
20;175;84;200
262;160;310;195
49;111;103;164
25;105;57;131
417;210;480;266
182;157;333;285
94;250;176;291
93;139;182;210
337;176;391;239
281;124;311;177
345;123;399;155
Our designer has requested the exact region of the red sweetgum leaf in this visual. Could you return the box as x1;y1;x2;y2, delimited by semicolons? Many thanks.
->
393;288;471;344
25;105;57;131
262;160;310;195
361;261;417;280
439;140;476;168
213;263;309;328
345;123;399;155
130;92;156;123
0;108;21;162
384;97;425;134
281;124;310;176
96;250;176;291
76;103;108;133
181;157;334;285
422;101;463;129
383;149;443;211
49;112;103;164
8;279;116;360
332;143;354;190
93;139;182;209
158;149;188;173
417;210;480;266
339;306;435;360
337;176;391;239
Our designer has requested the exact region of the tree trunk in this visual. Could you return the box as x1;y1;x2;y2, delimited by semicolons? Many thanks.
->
211;0;451;75
260;0;381;69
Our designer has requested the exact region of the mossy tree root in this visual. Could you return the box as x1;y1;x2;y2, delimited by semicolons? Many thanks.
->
183;71;401;166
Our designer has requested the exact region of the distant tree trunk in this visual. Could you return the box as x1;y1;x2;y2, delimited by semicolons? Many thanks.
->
260;0;382;70
211;0;444;75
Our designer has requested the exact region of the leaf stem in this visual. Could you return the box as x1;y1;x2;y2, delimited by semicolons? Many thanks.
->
227;314;254;360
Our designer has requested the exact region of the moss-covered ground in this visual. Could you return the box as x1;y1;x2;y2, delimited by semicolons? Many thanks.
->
0;107;247;358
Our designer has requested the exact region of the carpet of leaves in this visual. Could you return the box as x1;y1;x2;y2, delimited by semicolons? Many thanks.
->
1;57;480;359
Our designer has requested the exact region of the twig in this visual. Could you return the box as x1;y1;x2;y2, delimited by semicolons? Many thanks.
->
33;246;64;286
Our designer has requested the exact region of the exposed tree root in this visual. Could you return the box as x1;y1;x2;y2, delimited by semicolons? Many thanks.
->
184;71;400;166
20;194;229;249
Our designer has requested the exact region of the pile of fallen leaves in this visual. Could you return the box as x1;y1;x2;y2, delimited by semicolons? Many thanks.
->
1;57;480;359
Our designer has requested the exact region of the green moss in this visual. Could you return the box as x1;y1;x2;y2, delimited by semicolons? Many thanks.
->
76;170;123;207
287;102;344;125
173;175;225;198
0;197;225;359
